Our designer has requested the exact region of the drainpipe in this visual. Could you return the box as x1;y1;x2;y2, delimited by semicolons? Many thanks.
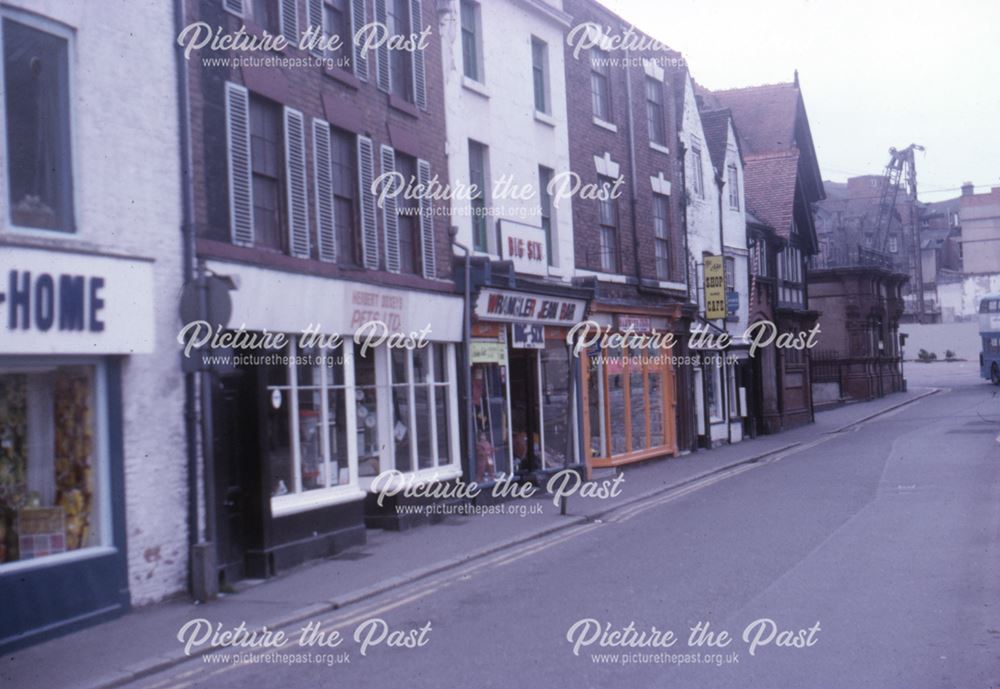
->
173;0;200;594
677;136;696;452
622;41;643;286
450;229;475;484
716;171;731;444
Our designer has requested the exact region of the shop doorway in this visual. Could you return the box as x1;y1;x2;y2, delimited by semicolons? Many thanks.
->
508;349;542;474
212;371;260;585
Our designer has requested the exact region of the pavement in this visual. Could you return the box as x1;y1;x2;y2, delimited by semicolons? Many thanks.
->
0;372;972;689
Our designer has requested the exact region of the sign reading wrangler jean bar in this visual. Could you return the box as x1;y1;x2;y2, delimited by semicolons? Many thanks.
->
704;255;727;320
474;288;586;325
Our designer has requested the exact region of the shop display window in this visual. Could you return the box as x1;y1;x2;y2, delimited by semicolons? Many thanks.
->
0;364;104;567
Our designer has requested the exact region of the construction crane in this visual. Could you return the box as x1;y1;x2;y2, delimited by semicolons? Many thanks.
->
870;143;925;320
872;143;923;253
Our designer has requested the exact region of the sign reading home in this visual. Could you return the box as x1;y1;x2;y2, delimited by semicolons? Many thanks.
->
0;246;154;354
474;288;585;325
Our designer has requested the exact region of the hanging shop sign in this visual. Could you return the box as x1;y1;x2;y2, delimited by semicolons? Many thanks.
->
704;255;726;320
0;246;155;354
474;288;586;325
499;220;548;277
511;323;545;349
726;290;740;316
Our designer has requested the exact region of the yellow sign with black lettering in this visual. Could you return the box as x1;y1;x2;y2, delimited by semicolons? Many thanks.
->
704;255;726;320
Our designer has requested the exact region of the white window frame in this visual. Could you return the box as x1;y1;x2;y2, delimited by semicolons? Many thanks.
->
691;144;705;199
0;8;79;238
0;357;114;574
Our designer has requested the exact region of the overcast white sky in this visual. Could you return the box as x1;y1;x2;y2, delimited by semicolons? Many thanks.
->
604;0;1000;201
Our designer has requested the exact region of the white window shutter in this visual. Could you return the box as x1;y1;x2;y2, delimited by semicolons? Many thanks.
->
374;0;390;91
417;158;436;279
351;0;368;80
380;145;400;273
225;82;254;246
279;0;299;43
357;136;379;269
283;107;310;258
312;119;337;262
409;0;426;110
223;0;244;16
307;0;324;58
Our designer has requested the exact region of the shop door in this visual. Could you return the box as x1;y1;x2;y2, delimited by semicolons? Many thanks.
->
508;349;541;474
213;371;259;584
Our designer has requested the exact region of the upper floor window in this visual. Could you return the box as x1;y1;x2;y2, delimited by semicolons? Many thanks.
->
888;234;899;253
727;164;739;210
387;0;413;101
590;49;611;123
248;0;280;34
538;165;555;266
645;77;666;147
250;96;285;251
460;0;482;82
395;153;421;274
323;0;353;72
468;140;489;252
653;193;670;280
778;246;803;306
598;176;619;272
752;238;769;277
690;145;705;199
724;255;735;291
531;37;550;114
3;15;74;232
330;126;359;264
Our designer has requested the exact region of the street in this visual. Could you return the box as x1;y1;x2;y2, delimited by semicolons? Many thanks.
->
114;363;1000;689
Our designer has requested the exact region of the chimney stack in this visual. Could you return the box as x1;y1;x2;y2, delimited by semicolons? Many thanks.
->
961;181;975;197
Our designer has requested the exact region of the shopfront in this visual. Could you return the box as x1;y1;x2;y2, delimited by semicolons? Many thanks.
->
580;308;681;473
0;245;153;650
202;261;463;577
467;278;593;483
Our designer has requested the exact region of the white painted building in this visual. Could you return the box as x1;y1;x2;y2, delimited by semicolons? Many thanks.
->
439;0;576;278
0;0;186;649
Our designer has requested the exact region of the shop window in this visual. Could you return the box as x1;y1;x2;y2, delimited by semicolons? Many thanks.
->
540;341;572;470
388;345;455;474
472;358;509;481
3;15;74;232
585;343;675;465
354;342;381;477
0;365;103;567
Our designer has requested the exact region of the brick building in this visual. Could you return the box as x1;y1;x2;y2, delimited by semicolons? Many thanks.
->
561;0;697;470
180;0;464;584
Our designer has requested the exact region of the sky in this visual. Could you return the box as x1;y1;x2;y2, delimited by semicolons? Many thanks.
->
604;0;1000;202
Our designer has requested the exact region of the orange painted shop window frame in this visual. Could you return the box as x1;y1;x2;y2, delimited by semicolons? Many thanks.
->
581;344;678;473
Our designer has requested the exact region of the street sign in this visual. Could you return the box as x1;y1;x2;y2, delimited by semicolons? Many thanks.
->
704;255;726;320
726;290;739;316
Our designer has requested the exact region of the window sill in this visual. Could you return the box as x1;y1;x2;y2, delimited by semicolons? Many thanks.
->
649;141;670;155
364;464;463;494
323;65;361;90
389;94;419;118
0;545;118;576
534;110;556;127
461;76;490;99
593;117;618;133
271;486;367;518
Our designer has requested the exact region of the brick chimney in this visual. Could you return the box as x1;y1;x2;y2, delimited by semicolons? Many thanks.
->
961;181;975;196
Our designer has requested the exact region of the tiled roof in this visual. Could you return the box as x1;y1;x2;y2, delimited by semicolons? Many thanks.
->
703;82;800;157
699;109;732;172
742;151;801;234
